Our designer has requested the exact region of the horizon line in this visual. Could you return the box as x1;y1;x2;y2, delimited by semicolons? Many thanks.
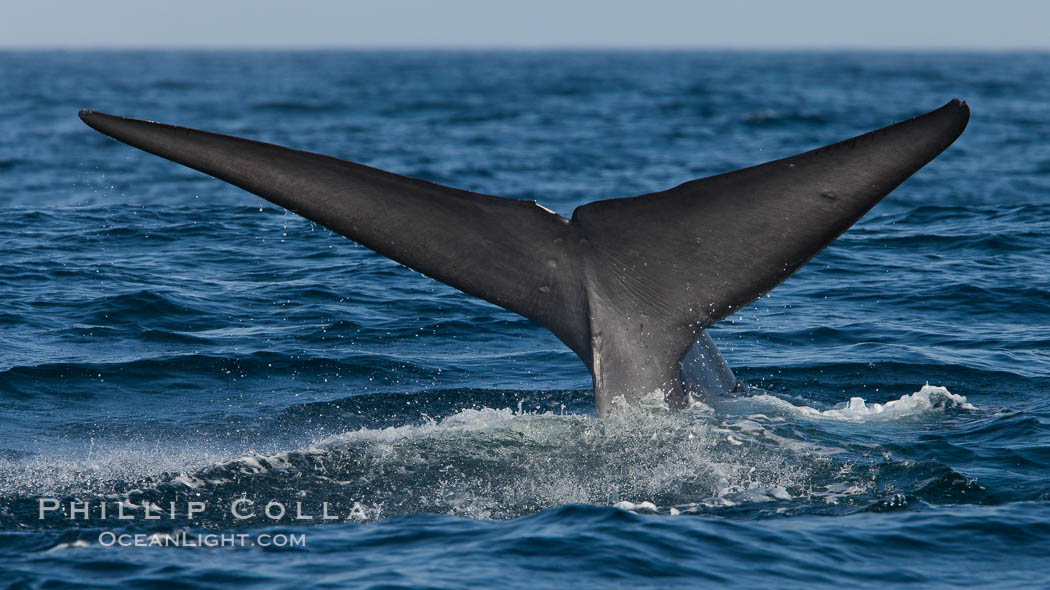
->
3;44;1050;53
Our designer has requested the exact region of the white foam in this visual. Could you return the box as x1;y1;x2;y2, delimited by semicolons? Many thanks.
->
0;442;230;498
173;403;814;520
748;384;975;423
614;500;658;513
46;539;91;551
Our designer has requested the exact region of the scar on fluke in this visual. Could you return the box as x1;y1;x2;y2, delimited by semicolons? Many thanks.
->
80;100;969;417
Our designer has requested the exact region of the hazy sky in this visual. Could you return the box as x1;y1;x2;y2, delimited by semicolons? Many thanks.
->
2;0;1048;49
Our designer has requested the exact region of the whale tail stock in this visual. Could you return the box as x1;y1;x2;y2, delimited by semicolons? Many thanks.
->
79;100;969;417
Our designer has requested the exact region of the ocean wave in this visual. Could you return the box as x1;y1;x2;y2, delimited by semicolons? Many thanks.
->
0;351;440;386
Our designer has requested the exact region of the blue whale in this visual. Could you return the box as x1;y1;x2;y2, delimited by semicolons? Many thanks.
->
80;100;969;416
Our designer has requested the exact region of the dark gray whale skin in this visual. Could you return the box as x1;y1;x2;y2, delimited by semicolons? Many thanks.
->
79;100;969;417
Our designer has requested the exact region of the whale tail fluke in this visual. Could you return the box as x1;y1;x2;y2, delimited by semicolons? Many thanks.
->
79;100;969;416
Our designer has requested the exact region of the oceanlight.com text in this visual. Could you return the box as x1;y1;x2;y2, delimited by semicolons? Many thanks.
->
98;531;306;548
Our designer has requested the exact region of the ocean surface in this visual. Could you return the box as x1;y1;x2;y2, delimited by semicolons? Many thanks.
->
1;50;1049;588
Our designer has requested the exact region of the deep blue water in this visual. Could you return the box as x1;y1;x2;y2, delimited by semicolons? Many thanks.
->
2;50;1050;588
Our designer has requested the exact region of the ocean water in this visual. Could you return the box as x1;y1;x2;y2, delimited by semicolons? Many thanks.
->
2;50;1050;588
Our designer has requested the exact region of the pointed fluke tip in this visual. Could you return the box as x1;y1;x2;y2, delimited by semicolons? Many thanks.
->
938;98;970;138
78;109;102;124
79;109;153;134
942;98;970;124
78;109;112;134
947;97;969;115
878;98;969;146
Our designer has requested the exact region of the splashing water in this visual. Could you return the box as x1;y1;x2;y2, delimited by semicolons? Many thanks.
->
746;384;975;423
1;383;980;529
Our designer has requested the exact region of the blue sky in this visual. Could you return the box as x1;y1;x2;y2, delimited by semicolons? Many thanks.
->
2;0;1048;49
